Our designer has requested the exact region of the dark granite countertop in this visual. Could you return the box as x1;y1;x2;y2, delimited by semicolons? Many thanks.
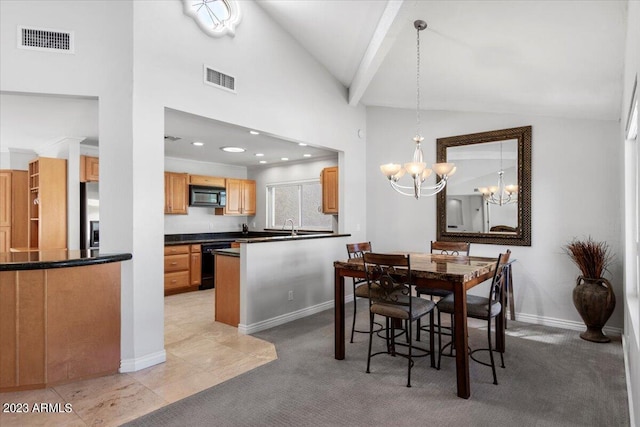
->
165;231;347;245
0;250;132;271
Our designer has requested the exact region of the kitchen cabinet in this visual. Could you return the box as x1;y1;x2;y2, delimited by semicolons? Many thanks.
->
214;251;240;327
80;155;99;182
28;158;67;250
189;174;225;188
190;244;202;286
321;166;338;214
164;244;201;295
216;178;256;216
0;170;28;252
164;172;189;215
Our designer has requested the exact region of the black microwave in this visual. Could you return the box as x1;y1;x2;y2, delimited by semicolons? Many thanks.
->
189;185;226;207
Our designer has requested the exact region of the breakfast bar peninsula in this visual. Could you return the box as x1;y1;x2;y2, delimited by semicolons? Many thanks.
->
0;250;131;392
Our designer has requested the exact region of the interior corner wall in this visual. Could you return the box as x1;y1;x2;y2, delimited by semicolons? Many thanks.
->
366;106;622;329
622;0;639;424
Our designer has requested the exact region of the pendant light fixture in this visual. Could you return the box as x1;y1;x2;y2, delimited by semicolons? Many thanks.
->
379;19;456;199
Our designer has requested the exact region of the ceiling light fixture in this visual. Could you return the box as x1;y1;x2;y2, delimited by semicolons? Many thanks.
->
259;160;267;164
298;143;307;146
221;146;245;153
249;130;260;135
192;141;204;146
477;142;518;206
255;153;264;157
379;20;456;199
303;154;311;157
281;157;289;161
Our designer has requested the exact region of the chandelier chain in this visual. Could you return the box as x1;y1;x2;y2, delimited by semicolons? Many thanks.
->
416;24;421;138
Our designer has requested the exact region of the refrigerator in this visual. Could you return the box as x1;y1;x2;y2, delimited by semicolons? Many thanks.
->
80;182;99;250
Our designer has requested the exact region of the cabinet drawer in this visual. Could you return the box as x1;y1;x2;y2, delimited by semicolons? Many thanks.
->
164;271;190;290
164;254;189;272
190;244;201;253
164;245;190;255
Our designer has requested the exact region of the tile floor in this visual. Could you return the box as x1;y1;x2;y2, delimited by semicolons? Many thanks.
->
0;289;277;426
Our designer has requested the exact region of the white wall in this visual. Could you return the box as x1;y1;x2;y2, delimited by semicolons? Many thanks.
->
622;0;639;424
366;106;623;331
1;0;367;371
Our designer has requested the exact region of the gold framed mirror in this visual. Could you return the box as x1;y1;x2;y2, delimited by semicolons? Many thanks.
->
436;126;532;246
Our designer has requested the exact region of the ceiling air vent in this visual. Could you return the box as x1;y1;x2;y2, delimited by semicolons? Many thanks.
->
18;26;74;53
204;65;236;93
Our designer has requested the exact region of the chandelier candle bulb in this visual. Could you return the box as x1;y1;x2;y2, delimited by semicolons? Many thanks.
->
432;162;455;177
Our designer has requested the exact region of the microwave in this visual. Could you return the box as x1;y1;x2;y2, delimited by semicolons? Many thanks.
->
189;185;226;207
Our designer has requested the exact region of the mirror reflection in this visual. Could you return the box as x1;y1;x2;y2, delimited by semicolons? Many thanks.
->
436;126;531;246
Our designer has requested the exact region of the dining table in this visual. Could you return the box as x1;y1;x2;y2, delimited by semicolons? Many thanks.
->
333;252;501;399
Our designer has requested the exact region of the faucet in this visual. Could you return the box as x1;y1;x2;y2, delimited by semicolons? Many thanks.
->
283;218;297;236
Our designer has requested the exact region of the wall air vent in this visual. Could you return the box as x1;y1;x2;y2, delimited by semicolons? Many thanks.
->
204;65;236;93
18;26;74;53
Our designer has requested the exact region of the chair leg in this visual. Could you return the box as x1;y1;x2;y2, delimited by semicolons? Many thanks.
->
407;319;412;388
366;312;374;374
350;294;357;343
437;310;443;370
429;311;435;368
487;317;498;385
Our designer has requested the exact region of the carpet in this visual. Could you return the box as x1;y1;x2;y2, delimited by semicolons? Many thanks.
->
125;302;629;426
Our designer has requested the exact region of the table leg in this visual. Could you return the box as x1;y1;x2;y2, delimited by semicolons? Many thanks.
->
335;268;345;360
453;283;470;399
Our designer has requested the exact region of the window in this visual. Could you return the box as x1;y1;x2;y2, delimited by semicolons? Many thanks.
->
267;180;332;231
182;0;241;38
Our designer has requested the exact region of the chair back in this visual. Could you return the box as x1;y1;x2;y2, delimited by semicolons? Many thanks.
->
430;241;471;256
489;250;512;306
346;242;372;259
363;253;412;306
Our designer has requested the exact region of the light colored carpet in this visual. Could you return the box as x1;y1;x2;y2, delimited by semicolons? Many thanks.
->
125;301;629;426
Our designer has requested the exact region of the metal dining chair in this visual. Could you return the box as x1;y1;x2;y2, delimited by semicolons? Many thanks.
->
416;241;471;343
346;242;382;342
436;249;512;385
363;252;436;387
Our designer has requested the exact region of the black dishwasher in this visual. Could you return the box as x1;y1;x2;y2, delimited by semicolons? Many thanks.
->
200;242;232;290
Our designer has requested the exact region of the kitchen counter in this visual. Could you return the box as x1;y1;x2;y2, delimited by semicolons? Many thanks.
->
165;231;348;245
0;249;132;271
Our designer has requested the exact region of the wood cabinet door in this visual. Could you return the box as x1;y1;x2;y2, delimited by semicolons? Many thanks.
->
321;166;338;214
190;251;201;286
224;178;242;215
85;156;99;182
0;226;10;253
242;180;256;215
0;171;10;227
164;172;188;214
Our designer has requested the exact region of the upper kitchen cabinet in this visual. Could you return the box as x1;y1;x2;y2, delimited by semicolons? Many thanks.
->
28;158;67;250
321;166;338;214
80;155;99;182
0;170;28;252
216;178;256;216
189;174;225;188
165;172;189;215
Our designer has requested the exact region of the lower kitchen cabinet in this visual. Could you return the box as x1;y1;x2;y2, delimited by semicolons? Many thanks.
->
164;244;201;295
214;252;240;327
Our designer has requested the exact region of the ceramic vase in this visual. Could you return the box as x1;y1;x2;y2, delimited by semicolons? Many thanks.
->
572;276;616;343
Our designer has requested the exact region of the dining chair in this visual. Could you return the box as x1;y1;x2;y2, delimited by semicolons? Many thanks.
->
416;241;471;342
346;242;382;343
363;252;436;387
436;249;512;385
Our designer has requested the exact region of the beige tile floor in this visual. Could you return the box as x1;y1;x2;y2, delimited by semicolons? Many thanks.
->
0;289;277;426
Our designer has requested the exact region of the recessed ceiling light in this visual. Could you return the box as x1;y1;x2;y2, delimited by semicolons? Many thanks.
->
298;143;307;146
259;160;267;164
281;157;289;161
221;146;246;153
249;130;260;135
192;141;204;146
255;153;264;157
303;154;311;157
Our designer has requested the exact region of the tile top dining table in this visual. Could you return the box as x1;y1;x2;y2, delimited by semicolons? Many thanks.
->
333;253;499;399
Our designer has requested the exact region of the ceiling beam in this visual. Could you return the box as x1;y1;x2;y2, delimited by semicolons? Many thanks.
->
348;0;408;107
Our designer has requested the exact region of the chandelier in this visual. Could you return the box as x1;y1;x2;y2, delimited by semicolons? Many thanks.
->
379;20;455;199
477;142;518;206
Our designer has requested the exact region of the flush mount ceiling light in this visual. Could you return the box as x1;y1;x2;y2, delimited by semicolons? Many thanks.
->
255;153;264;157
182;0;241;38
249;130;260;135
298;143;307;146
379;20;456;199
221;146;245;153
303;154;312;157
281;157;289;161
259;160;267;164
192;141;204;146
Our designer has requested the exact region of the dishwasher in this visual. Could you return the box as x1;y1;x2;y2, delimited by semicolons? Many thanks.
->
200;242;232;290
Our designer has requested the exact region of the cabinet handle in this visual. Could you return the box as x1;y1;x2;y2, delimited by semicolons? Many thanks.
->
170;262;177;265
171;280;177;283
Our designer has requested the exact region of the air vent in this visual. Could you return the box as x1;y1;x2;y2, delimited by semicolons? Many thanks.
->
18;26;74;53
204;65;236;92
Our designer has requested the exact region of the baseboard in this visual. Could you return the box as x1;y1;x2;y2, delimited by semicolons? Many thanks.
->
119;349;166;373
622;334;636;427
514;312;623;336
238;300;338;335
